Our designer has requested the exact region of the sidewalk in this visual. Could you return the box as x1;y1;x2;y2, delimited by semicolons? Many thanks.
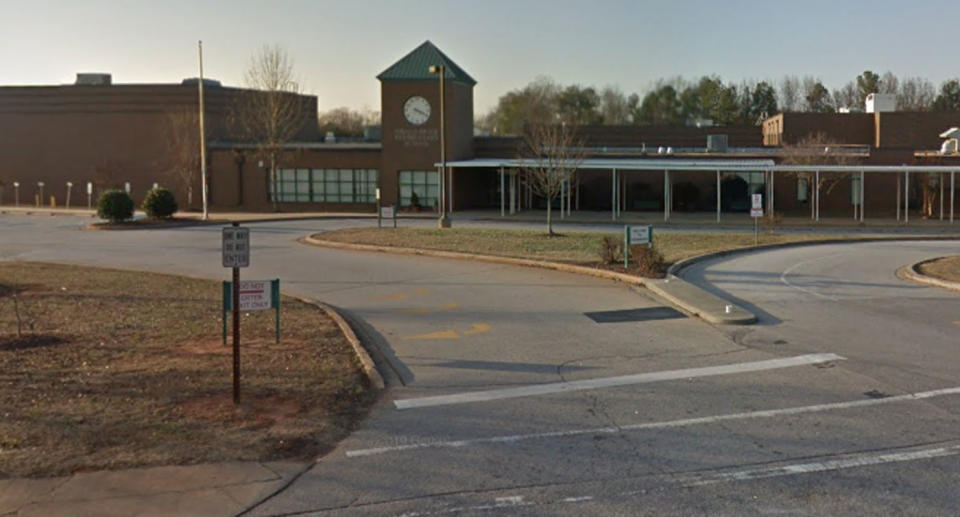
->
0;461;306;517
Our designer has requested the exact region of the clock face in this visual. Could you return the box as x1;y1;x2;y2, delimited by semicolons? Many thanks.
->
403;96;431;125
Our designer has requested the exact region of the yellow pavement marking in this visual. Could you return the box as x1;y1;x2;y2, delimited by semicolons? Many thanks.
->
404;330;461;341
954;321;960;327
397;302;459;315
370;288;431;302
464;323;491;335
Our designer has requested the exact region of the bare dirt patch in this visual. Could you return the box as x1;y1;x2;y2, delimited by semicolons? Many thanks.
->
0;262;375;478
916;255;960;282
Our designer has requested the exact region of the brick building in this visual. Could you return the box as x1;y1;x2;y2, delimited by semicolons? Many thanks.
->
2;42;959;220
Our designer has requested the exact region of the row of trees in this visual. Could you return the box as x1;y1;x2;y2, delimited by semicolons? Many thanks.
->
478;72;960;135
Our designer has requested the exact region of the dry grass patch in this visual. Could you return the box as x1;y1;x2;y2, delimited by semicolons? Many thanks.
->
315;228;857;276
916;256;960;282
0;262;374;478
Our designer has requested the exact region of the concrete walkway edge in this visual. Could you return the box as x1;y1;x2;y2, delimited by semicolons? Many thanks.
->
300;236;757;325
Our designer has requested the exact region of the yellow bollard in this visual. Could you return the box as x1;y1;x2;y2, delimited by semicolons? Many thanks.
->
35;194;40;207
50;196;56;208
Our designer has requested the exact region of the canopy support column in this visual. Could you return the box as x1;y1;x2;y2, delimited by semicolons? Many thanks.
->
905;170;910;224
951;171;955;224
770;170;775;215
499;166;505;217
814;170;820;222
896;173;901;221
940;172;944;220
860;171;867;223
716;170;721;223
611;169;617;220
664;170;671;222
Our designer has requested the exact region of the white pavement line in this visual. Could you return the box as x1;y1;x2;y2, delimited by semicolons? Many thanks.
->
779;253;844;301
392;353;844;410
677;443;960;487
347;386;960;458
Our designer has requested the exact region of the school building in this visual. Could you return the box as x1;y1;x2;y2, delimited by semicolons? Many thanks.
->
2;42;959;221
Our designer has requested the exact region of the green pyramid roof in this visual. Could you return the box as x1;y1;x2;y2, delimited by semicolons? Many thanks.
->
377;41;476;86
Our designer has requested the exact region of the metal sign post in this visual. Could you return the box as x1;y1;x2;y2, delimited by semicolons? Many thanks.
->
624;225;653;268
751;193;763;245
222;223;249;404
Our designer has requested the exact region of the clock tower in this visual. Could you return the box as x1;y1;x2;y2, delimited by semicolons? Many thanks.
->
377;41;476;209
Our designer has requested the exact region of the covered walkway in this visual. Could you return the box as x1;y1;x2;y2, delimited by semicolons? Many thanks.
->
438;158;960;225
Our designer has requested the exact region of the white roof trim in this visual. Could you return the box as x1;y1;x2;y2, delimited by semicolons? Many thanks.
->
437;158;960;173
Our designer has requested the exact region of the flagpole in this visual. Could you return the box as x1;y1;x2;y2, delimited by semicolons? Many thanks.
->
199;40;209;220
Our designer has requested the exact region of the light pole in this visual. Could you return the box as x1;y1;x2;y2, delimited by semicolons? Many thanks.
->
429;64;451;228
13;181;19;207
37;182;44;207
66;182;73;209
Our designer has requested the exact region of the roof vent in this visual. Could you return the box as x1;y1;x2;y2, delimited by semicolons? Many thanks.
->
706;134;728;153
181;77;222;87
75;73;112;86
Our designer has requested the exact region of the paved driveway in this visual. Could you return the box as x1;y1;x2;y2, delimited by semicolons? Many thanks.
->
2;215;958;516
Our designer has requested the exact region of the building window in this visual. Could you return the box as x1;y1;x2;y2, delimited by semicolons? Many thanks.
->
399;170;439;208
269;168;379;203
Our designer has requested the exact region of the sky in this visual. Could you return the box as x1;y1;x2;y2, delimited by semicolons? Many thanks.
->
1;0;956;115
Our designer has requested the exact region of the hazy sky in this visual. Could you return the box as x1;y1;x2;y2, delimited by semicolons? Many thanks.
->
1;1;956;114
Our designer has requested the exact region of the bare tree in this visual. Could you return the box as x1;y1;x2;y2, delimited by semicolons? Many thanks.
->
318;106;379;137
517;123;586;235
599;86;632;125
779;76;800;112
897;77;936;111
234;45;311;211
781;133;858;218
163;109;202;207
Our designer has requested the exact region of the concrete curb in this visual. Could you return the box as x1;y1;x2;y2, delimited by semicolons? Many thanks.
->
298;297;385;391
667;235;960;277
301;235;757;325
899;257;960;293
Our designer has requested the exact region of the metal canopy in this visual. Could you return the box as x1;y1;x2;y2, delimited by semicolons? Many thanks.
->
438;158;775;170
438;158;960;173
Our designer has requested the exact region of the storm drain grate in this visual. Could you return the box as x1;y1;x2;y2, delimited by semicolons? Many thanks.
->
584;307;686;323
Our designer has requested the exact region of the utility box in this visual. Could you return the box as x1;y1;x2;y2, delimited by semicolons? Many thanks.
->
865;93;896;113
706;134;729;153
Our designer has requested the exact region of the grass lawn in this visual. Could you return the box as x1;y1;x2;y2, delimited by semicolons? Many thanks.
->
917;256;960;282
0;262;374;478
314;227;858;271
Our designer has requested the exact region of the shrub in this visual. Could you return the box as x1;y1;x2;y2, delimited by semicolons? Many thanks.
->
410;192;421;210
630;244;666;278
599;236;622;264
142;187;178;219
96;190;134;222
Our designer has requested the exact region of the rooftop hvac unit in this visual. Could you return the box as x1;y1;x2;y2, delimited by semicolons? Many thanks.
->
706;134;728;153
941;139;958;155
75;73;112;86
865;93;896;113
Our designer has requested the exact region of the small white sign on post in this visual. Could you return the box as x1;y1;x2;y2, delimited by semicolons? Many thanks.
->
751;193;763;218
222;227;250;268
381;205;394;219
628;225;652;246
237;280;271;311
